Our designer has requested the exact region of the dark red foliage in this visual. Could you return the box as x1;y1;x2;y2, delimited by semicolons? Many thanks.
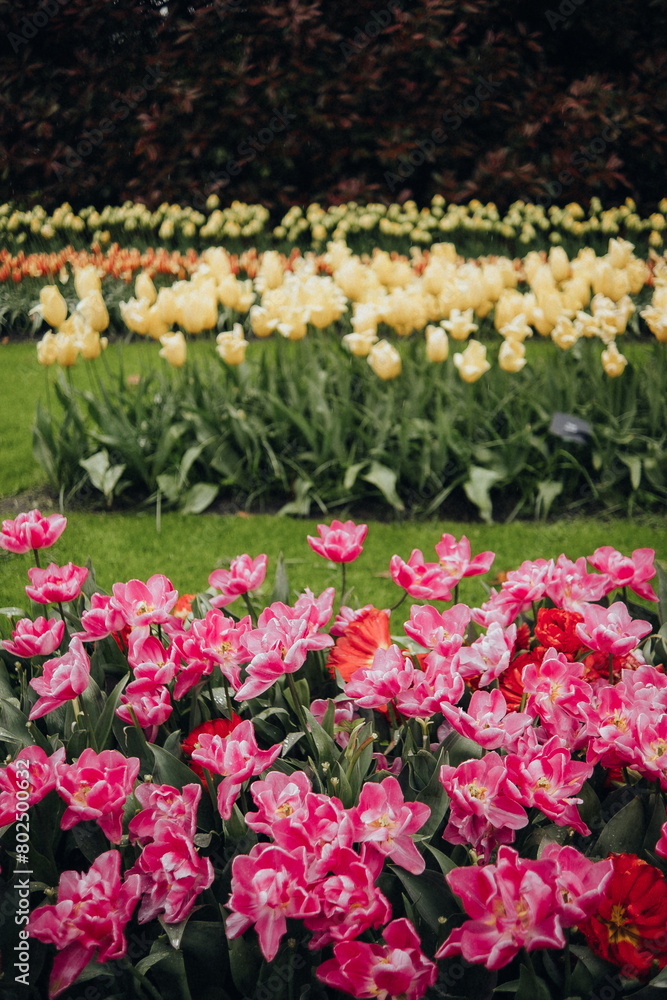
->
2;0;666;212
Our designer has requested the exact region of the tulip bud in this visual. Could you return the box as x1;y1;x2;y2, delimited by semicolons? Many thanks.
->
159;331;187;368
135;272;157;305
74;265;101;300
453;340;490;383
37;331;58;366
40;286;68;328
425;325;449;362
367;340;402;380
498;338;526;373
216;323;247;365
601;342;628;378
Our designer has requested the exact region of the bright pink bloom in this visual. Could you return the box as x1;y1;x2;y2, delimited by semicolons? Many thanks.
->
25;562;88;605
350;775;430;874
439;753;528;861
127;819;213;924
110;574;178;626
454;622;517;686
28;850;141;999
655;820;667;859
245;770;313;835
126;630;178;681
226;843;321;961
584;685;642;769
403;603;471;655
317;918;437;1000
235;616;333;700
441;688;532;751
0;509;67;555
56;748;140;843
505;737;593;833
344;644;415;710
472;558;554;627
208;553;268;607
129;782;201;845
190;719;282;819
0;745;65;825
630;713;667;788
588;546;658;602
435;533;495;581
268;791;355;878
394;649;466;717
116;679;173;740
546;555;608;612
28;636;90;720
3;616;64;658
307;520;368;563
257;587;335;634
522;648;592;747
304;847;392;948
389;549;455;601
437;846;565;969
576;601;652;657
73;592;128;642
172;610;252;697
539;843;614;925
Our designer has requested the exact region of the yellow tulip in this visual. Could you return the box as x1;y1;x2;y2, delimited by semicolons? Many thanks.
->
135;272;157;305
37;331;57;366
551;316;580;350
640;305;667;343
119;298;151;336
453;340;490;383
76;325;103;361
601;341;627;378
498;315;532;343
249;305;278;338
342;331;378;357
74;265;101;299
367;340;401;380
54;331;79;368
498;338;526;373
159;331;187;368
77;291;109;332
441;308;478;341
425;325;449;362
40;286;68;327
216;323;247;365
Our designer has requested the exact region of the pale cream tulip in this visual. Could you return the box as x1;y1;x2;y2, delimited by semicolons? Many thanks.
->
159;331;187;367
77;291;109;332
216;323;247;365
441;308;478;341
453;340;490;383
37;331;57;366
40;286;68;327
367;340;402;380
425;325;449;362
74;265;101;299
135;272;157;305
498;338;526;373
342;331;378;357
601;341;627;378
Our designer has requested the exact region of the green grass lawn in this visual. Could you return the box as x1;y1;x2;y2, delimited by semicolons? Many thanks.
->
1;338;665;617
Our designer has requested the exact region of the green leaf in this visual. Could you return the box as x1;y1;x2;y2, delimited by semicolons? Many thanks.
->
304;707;340;765
534;479;563;519
150;742;203;791
362;461;405;511
80;449;126;500
463;466;502;524
514;963;552;1000
389;866;454;930
643;792;667;857
270;551;290;605
593;794;645;857
343;461;366;491
619;453;642;491
180;483;219;514
94;675;128;750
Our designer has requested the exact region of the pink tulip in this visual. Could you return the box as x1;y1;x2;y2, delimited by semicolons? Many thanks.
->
28;850;141;999
74;592;128;641
2;616;64;658
454;621;517;687
266;791;355;880
190;719;282;819
25;562;88;605
317;918;437;1000
110;574;178;626
226;843;320;961
304;846;392;949
344;643;415;710
350;775;430;874
436;846;565;969
0;508;66;555
395;649;466;717
539;843;614;925
546;555;608;612
576;601;652;656
235;616;333;700
56;748;140;843
307;520;368;563
127;819;214;924
403;602;471;654
116;679;173;740
588;546;658;602
0;746;66;825
440;753;528;861
434;533;495;581
245;770;313;836
505;736;593;833
129;782;201;845
28;636;90;720
208;553;268;606
441;688;532;751
389;549;455;601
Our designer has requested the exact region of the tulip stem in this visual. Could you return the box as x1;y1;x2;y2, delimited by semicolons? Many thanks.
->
388;590;408;612
32;548;41;569
222;675;235;719
340;563;347;606
286;672;318;759
242;591;258;627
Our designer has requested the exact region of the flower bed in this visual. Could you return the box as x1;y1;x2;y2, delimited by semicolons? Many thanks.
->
0;510;666;999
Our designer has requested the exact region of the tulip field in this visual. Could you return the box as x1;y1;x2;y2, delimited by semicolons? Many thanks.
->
1;196;667;1000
